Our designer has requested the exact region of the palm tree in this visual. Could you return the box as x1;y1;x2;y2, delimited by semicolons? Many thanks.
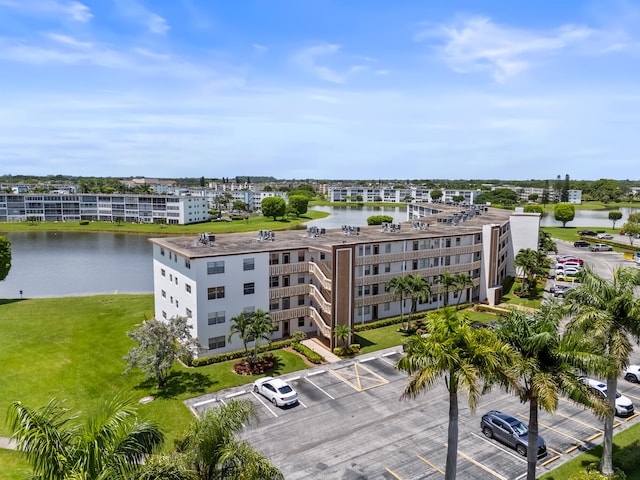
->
227;312;252;360
397;308;515;480
514;248;546;296
453;272;474;306
8;396;164;480
385;276;410;330
405;274;431;328
333;323;352;350
495;302;607;480
247;309;275;363
564;266;640;476
436;272;456;307
176;399;283;480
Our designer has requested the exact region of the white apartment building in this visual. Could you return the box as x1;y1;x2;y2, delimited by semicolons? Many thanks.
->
0;194;209;225
150;204;540;357
327;186;481;204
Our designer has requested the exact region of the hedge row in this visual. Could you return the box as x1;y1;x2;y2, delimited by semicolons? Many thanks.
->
291;342;324;364
191;339;292;367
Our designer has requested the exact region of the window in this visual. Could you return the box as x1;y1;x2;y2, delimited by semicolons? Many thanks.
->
269;253;279;265
175;277;178;285
207;261;225;274
243;258;255;271
160;248;165;256
298;295;305;306
244;282;255;295
283;253;290;264
320;253;326;260
185;308;192;317
385;244;391;253
385;263;391;273
161;290;166;298
298;251;305;262
208;311;225;325
208;336;226;350
298;317;305;327
169;274;173;281
185;259;191;269
364;306;370;315
170;296;173;304
384;302;390;311
162;310;167;319
270;276;279;288
161;269;166;277
169;252;172;260
185;284;191;293
270;299;279;310
175;300;179;308
413;241;419;251
282;298;290;309
243;306;255;314
298;274;305;284
373;244;379;255
208;286;225;300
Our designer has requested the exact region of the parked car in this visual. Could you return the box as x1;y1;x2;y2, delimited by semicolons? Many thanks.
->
597;233;614;240
624;365;640;383
480;411;547;458
253;377;299;407
556;273;580;282
551;285;574;297
580;377;634;417
557;262;582;270
579;230;597;236
574;240;591;248
557;256;584;265
590;243;613;252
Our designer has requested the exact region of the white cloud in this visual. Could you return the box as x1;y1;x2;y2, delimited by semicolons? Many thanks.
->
418;16;600;81
0;0;92;22
113;0;170;35
147;13;170;34
293;43;346;83
252;43;268;54
45;32;93;49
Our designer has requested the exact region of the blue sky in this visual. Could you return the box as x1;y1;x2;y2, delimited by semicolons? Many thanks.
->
2;0;640;180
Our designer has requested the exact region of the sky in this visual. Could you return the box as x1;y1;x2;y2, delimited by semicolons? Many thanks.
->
2;0;640;181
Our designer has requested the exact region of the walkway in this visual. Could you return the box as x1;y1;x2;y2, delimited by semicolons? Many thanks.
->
301;338;342;363
0;437;16;450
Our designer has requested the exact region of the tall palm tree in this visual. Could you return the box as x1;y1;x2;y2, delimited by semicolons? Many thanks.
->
405;274;431;328
496;302;607;480
247;309;275;363
227;312;252;360
436;272;456;307
564;266;640;476
453;272;474;306
385;276;410;330
8;396;164;480
333;323;352;350
177;399;283;480
513;248;542;296
397;308;515;480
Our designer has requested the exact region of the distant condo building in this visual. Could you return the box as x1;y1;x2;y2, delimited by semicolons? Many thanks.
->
149;204;540;357
327;186;482;204
0;194;209;225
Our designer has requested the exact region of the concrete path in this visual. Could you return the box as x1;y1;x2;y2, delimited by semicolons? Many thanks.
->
0;437;16;450
301;338;342;363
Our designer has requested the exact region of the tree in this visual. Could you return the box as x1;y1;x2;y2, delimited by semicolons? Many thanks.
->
453;272;473;306
333;323;351;350
528;193;539;202
156;399;283;480
622;220;640;245
261;197;286;220
496;303;605;480
287;195;308;217
539;230;558;254
385;276;410;330
608;210;623;229
114;216;124;226
405;274;431;327
0;235;11;282
232;200;248;212
562;174;570;202
367;215;393;225
564;267;640;476
436;272;457;307
398;308;515;480
228;312;252;360
247;309;275;363
554;203;575;227
430;189;443;202
8;396;164;480
541;180;550;205
523;204;543;214
125;316;201;389
514;248;547;296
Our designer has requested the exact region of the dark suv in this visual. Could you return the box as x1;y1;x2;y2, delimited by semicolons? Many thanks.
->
574;240;590;248
480;411;547;458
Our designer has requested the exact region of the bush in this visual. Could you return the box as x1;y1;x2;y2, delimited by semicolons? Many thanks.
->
367;215;393;226
79;220;90;225
333;346;347;356
349;344;361;354
569;463;627;480
192;339;291;367
291;331;307;343
291;342;323;364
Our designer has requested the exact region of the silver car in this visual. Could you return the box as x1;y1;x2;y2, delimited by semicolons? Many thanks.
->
481;410;547;458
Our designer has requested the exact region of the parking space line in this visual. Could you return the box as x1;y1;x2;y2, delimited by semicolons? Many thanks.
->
516;414;585;444
584;432;603;443
382;351;399;357
359;357;376;363
226;390;248;398
379;356;398;367
298;399;308;409
250;391;279;418
553;411;602;432
417;454;445;475
304;376;335;400
330;363;389;392
455;448;508;480
307;370;327;377
385;467;404;479
469;432;525;463
625;412;638;421
541;454;562;467
193;398;218;408
288;376;301;381
618;391;640;402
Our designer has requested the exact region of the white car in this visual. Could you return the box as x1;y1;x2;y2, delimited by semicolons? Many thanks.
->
581;377;634;417
253;377;299;407
597;233;614;240
624;365;640;383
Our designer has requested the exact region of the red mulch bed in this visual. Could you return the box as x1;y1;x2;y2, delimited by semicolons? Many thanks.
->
233;353;276;375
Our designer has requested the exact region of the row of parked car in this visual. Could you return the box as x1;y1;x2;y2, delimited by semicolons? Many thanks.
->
481;368;639;459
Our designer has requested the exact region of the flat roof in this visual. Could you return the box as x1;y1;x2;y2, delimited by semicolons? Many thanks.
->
149;204;513;259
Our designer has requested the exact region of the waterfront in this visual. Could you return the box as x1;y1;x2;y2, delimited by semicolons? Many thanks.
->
1;205;637;298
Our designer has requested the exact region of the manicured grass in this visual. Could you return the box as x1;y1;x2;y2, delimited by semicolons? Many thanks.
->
355;323;410;354
0;295;310;459
0;210;329;235
0;450;31;480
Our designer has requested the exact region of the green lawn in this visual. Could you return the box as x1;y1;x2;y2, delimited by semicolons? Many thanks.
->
0;210;329;236
0;295;310;459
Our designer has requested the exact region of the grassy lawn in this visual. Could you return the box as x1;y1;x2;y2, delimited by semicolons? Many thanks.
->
0;210;329;236
0;450;31;480
0;294;310;465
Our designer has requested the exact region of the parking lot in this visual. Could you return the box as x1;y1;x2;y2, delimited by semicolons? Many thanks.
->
184;244;640;480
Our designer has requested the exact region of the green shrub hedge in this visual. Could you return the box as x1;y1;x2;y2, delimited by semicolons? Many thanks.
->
191;339;292;367
291;342;323;364
79;220;90;225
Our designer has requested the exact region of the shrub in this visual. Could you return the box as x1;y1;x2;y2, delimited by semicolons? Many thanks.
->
348;344;360;354
569;463;627;480
291;331;307;343
333;347;347;356
291;342;323;363
192;339;291;367
367;215;393;226
79;220;90;225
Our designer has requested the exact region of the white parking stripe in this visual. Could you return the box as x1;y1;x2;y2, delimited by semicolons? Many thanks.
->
379;356;398;367
382;351;399;357
304;376;335;399
470;432;526;463
225;390;247;398
251;391;279;418
359;357;376;363
193;398;218;408
308;370;327;377
298;399;308;409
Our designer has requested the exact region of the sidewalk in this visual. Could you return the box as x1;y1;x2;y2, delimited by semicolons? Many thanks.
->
0;437;16;450
301;338;342;363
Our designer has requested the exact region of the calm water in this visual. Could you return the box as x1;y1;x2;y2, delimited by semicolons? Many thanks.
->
1;206;637;298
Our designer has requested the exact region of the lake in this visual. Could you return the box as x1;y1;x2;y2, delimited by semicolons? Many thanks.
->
1;205;637;298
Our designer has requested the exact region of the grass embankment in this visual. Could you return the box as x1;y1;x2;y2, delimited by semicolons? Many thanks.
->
0;210;329;236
